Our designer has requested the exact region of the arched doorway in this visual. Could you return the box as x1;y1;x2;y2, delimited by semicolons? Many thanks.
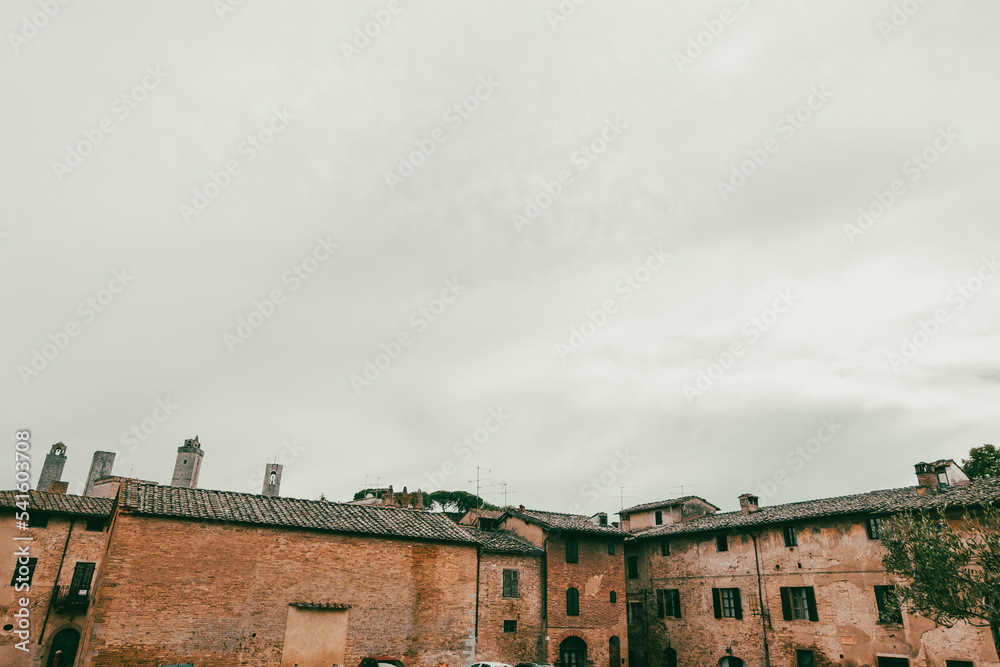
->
609;636;621;667
664;647;677;667
561;636;587;667
46;628;80;667
718;657;745;667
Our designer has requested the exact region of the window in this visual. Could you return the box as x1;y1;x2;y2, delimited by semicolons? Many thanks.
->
712;587;743;619
599;515;608;526
28;513;48;528
608;543;616;555
567;587;580;616
945;661;974;667
661;540;670;556
656;589;681;618
780;586;818;621
783;526;798;547
86;517;106;532
875;585;903;624
867;517;884;540
69;561;96;596
566;538;579;563
716;534;728;552
503;619;517;633
628;601;644;625
10;557;37;586
502;569;519;598
627;555;638;579
610;590;617;603
876;658;910;667
655;510;663;525
796;650;816;667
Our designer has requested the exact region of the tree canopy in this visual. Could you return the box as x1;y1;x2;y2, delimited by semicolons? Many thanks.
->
962;444;1000;479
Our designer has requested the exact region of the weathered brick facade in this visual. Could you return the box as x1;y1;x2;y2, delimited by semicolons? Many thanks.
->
475;551;545;662
78;511;479;667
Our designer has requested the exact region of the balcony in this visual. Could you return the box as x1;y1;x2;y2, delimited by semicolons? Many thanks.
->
52;585;90;609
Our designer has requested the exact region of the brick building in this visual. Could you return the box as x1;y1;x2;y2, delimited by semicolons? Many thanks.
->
621;460;1000;667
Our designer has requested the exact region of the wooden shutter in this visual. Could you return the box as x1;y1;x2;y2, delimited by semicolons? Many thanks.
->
512;570;518;597
712;588;722;618
733;588;743;619
780;587;793;621
70;561;96;594
657;590;665;617
805;586;819;621
673;590;682;618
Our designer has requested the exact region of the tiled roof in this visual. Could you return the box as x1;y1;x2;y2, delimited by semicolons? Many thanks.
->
476;509;506;520
119;482;477;545
620;495;720;515
507;508;628;536
630;478;1000;540
460;526;544;555
0;490;113;516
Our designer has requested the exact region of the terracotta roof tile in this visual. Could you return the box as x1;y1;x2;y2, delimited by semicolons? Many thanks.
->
0;490;113;516
460;526;544;555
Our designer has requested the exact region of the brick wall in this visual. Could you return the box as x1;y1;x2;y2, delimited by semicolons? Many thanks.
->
545;534;628;667
77;513;479;667
475;552;545;663
625;517;999;667
0;510;110;667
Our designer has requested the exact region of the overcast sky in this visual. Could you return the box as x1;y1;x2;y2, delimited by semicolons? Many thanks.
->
3;1;999;517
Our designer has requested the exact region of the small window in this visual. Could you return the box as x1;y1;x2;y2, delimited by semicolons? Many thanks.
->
502;569;519;598
566;538;579;564
608;543;616;555
780;586;819;621
712;587;742;619
628;601;644;625
783;526;798;547
655;510;663;525
567;587;580;616
716;534;728;552
599;515;608;526
867;517;884;540
10;557;37;586
86;517;106;532
503;619;517;633
610;590;617;603
656;589;681;618
945;661;974;667
796;650;816;667
28;513;48;528
627;555;638;579
661;540;670;557
875;585;903;624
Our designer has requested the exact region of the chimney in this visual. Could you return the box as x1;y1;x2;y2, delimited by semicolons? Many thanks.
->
518;504;526;513
85;451;116;496
915;460;970;493
37;442;68;492
261;463;282;497
49;481;69;495
738;493;760;515
914;462;939;491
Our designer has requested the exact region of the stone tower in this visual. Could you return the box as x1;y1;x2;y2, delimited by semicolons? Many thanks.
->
37;442;67;492
171;436;204;489
84;451;116;496
261;463;283;497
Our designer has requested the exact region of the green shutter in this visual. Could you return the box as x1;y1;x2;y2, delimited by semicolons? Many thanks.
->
780;587;792;621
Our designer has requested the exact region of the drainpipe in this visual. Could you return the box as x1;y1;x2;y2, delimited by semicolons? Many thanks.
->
750;533;771;667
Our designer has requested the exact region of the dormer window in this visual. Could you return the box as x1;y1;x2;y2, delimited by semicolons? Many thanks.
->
937;472;949;487
655;510;663;525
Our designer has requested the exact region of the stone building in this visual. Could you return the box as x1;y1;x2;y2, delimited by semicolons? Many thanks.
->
621;460;999;667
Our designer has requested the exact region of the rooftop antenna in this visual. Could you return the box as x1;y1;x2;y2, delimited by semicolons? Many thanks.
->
669;484;698;496
363;473;385;491
618;485;638;511
499;480;518;507
465;464;492;510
